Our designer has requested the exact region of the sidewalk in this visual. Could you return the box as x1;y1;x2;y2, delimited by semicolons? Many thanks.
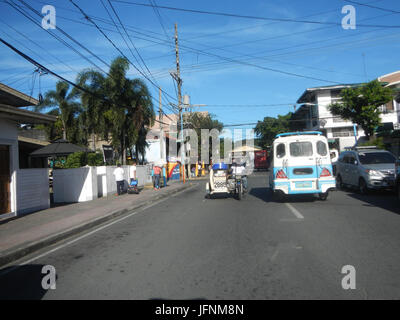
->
0;180;196;268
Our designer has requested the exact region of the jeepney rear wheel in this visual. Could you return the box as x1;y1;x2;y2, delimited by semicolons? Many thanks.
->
319;192;329;201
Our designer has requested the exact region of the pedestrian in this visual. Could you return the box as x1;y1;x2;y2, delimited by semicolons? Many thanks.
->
153;165;161;190
113;163;125;196
151;166;155;188
162;165;167;187
130;161;137;180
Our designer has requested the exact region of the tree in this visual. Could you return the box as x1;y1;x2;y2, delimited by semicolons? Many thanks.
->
255;113;293;149
37;81;81;141
183;112;224;161
76;56;154;164
328;80;394;139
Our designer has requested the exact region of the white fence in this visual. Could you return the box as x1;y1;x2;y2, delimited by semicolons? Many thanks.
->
53;165;153;203
17;169;50;215
53;167;97;203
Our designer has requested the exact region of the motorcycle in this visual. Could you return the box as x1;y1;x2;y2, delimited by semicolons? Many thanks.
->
232;173;247;200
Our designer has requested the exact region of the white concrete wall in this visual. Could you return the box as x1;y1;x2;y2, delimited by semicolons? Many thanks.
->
53;167;98;203
16;169;50;215
53;165;154;202
0;118;19;218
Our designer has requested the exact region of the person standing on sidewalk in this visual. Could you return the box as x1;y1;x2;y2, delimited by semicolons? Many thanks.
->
162;165;167;187
113;164;125;196
153;165;161;190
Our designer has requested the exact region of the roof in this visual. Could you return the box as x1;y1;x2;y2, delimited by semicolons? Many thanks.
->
378;71;400;86
276;131;323;138
30;139;91;157
18;136;50;146
0;103;56;124
296;83;364;104
0;82;39;107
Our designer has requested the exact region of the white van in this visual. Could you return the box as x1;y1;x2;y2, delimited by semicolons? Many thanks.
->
269;132;336;200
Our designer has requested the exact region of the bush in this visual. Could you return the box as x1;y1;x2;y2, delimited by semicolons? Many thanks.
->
87;152;104;166
359;137;386;150
64;152;87;168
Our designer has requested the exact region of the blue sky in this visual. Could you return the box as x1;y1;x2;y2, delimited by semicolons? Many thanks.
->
0;0;399;130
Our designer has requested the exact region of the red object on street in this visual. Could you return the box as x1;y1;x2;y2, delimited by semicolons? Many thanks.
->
254;150;269;170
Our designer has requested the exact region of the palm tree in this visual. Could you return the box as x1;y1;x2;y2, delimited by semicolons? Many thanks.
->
75;56;154;164
38;81;81;141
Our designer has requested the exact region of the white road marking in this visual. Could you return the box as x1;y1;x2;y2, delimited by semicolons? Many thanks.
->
0;184;198;275
285;203;304;220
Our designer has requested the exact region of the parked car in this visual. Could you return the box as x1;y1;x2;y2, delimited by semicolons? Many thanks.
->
336;146;397;194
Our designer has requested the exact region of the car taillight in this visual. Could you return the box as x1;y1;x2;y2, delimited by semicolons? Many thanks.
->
320;168;332;177
276;169;287;179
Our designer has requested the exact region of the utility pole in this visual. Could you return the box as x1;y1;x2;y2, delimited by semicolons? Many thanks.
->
159;87;165;163
174;23;185;183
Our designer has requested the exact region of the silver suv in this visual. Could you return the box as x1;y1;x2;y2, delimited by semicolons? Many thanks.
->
336;146;397;194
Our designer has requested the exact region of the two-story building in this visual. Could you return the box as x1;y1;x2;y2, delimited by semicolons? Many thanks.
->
0;83;56;220
294;71;400;151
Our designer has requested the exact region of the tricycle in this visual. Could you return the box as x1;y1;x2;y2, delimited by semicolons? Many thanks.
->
206;163;247;200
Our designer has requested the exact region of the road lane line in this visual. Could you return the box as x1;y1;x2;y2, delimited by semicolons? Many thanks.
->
0;184;199;275
285;203;304;220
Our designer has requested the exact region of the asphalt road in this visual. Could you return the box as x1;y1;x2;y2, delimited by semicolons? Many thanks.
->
1;172;400;299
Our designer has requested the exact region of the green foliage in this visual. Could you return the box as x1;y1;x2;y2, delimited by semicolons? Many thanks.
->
76;57;154;164
64;152;87;168
37;81;81;142
255;113;293;149
87;152;104;166
328;80;394;139
359;137;386;149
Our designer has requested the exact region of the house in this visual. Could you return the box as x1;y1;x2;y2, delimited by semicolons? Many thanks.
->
294;72;400;151
0;83;56;219
145;111;209;164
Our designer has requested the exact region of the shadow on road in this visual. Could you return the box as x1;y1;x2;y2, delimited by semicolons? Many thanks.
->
249;187;317;203
0;265;50;300
345;190;400;215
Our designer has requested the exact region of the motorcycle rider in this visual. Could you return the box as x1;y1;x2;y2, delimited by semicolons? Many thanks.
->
231;160;248;192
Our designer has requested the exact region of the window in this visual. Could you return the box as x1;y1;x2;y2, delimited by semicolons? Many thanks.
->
276;143;286;158
289;141;313;157
348;156;357;165
332;127;354;137
294;168;314;175
317;141;328;156
358;152;396;165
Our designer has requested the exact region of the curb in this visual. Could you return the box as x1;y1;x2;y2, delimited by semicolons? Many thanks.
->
0;182;197;269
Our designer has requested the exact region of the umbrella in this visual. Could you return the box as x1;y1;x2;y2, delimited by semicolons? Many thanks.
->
30;139;91;158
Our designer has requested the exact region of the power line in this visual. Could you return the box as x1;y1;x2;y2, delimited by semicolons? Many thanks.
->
105;0;178;112
68;0;178;105
0;36;96;97
148;0;170;41
343;0;400;14
110;0;400;28
6;0;109;75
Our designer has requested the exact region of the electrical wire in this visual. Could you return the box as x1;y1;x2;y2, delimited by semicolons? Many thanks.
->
110;0;400;28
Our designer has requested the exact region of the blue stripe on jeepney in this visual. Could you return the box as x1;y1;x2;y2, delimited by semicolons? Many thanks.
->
273;164;333;180
272;165;335;195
